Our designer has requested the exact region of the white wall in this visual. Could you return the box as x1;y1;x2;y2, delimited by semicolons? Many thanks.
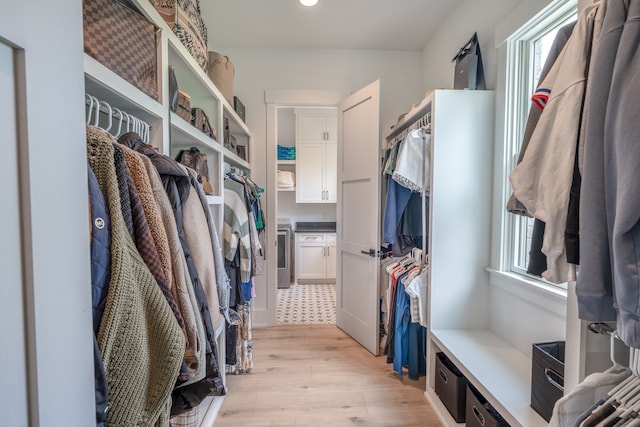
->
212;46;424;325
421;0;524;91
0;0;95;425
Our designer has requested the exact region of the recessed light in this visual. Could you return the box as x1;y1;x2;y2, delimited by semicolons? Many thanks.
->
299;0;318;6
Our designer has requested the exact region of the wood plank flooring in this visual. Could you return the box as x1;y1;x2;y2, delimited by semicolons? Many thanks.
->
216;325;442;427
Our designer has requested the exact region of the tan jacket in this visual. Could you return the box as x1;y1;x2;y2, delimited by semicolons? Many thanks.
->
138;153;204;382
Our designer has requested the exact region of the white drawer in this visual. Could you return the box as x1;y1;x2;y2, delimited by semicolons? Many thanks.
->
296;233;326;242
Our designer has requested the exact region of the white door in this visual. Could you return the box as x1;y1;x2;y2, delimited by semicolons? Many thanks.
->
0;40;29;427
336;80;381;355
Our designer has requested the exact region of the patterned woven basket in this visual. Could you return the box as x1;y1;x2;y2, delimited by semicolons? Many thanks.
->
83;0;160;100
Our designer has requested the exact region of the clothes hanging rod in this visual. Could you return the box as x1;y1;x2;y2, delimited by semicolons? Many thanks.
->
386;97;433;141
85;93;151;143
84;94;150;128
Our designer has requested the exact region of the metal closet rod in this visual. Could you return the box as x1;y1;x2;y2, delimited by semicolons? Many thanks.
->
390;111;431;146
85;93;151;143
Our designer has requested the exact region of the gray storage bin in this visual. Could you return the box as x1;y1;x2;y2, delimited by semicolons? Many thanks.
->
531;341;565;422
466;384;510;427
435;352;467;423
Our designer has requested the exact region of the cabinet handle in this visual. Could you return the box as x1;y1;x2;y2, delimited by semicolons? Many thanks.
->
438;369;448;384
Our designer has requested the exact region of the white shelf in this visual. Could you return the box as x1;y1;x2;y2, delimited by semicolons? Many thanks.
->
84;54;164;121
277;187;296;192
277;160;296;165
206;195;223;205
223;104;251;137
430;329;547;427
197;395;225;427
170;112;222;152
221;145;250;169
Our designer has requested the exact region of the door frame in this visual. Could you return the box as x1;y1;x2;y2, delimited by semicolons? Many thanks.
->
259;90;341;326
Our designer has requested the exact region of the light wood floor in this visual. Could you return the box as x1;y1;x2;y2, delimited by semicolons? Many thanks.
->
216;325;442;426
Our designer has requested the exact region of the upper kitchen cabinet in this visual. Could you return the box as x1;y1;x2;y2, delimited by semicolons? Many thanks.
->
295;108;337;203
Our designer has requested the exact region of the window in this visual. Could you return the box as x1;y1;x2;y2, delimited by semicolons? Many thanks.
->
503;1;577;282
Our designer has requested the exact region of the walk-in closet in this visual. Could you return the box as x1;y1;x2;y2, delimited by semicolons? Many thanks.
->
5;0;639;426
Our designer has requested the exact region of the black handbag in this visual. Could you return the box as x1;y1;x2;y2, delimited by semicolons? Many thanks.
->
452;32;486;90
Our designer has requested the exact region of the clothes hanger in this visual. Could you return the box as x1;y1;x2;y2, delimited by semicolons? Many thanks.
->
143;121;150;143
86;94;95;124
99;100;113;132
112;108;123;137
608;349;640;407
91;96;100;127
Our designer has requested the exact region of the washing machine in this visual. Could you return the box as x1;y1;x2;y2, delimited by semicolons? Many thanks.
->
277;218;292;289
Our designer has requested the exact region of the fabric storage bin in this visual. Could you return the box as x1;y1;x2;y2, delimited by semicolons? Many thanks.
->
177;90;192;122
435;352;467;423
531;341;565;422
466;384;510;427
83;0;160;100
207;52;234;104
148;0;208;71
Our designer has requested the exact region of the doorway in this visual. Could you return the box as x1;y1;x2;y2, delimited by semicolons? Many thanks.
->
274;105;337;325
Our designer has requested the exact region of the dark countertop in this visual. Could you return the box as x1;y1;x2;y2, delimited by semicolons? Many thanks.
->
295;221;336;233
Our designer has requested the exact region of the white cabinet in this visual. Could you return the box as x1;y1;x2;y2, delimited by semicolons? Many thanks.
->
295;232;336;282
82;1;253;423
295;109;337;203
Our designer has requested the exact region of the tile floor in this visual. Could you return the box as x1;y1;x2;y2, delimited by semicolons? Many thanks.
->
277;283;336;325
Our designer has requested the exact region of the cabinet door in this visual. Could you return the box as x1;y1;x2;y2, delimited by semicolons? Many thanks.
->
297;116;326;143
296;234;327;280
326;234;337;279
296;142;326;203
324;142;337;203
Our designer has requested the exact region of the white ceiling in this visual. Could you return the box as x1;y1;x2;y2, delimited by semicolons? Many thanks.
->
200;0;465;51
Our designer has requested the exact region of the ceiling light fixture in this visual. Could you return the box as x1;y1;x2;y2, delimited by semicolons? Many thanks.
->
299;0;318;6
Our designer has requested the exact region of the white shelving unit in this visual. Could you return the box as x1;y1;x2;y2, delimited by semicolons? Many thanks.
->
277;157;296;193
387;90;545;427
83;1;253;425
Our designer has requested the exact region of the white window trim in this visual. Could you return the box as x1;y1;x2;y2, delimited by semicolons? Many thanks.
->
492;0;577;292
